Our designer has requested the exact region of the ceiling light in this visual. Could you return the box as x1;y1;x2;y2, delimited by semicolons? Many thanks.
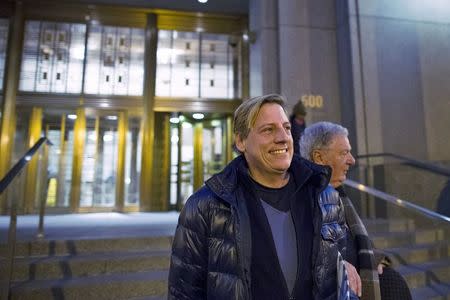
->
198;0;208;3
211;120;221;127
67;114;77;120
193;113;204;120
170;117;180;124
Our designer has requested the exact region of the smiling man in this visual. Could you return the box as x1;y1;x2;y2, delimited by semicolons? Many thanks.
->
168;94;352;299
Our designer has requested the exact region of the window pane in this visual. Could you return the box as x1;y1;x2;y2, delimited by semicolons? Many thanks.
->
125;117;141;205
156;30;200;98
200;33;233;99
156;30;239;99
19;21;86;93
84;25;144;96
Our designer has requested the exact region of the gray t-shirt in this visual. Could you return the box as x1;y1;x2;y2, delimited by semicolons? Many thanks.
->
253;177;298;294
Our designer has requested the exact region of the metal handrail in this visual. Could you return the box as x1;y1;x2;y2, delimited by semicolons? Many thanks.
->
356;152;450;177
0;137;52;194
0;136;52;300
344;179;450;223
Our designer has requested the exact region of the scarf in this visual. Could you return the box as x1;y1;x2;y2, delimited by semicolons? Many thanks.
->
341;193;381;300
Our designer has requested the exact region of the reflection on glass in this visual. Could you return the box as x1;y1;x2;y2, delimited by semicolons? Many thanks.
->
63;130;74;206
203;120;225;181
180;122;194;203
169;117;228;207
80;116;118;207
19;21;86;93
80;117;97;206
0;18;9;93
169;126;179;206
201;34;233;99
45;129;62;207
125;117;142;205
84;25;145;96
156;30;238;99
156;30;200;97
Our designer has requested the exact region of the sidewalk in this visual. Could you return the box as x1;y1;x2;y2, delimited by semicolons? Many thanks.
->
0;212;179;243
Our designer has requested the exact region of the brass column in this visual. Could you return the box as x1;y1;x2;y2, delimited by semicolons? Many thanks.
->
193;122;203;191
140;14;157;211
0;2;24;213
115;111;128;212
69;107;86;212
23;107;43;213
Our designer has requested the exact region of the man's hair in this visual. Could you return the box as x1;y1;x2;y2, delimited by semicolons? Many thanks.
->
233;94;287;140
292;99;307;117
299;121;349;161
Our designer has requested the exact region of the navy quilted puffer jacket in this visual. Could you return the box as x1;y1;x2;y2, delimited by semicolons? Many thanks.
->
168;155;348;299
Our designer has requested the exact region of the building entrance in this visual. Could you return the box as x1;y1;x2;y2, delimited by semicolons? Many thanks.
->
167;113;233;209
44;109;141;212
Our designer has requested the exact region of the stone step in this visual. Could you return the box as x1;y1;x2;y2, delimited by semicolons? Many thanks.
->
383;241;450;265
10;249;171;281
410;282;450;300
370;228;447;249
10;270;169;300
0;235;173;257
128;296;167;300
394;259;450;289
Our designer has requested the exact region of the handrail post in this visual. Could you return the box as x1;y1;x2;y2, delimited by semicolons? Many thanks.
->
36;178;50;239
3;185;18;300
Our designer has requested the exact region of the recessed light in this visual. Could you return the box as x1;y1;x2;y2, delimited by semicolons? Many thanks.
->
170;117;180;124
193;113;204;120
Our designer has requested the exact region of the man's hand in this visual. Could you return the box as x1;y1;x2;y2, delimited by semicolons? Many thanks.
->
377;263;384;275
344;261;361;297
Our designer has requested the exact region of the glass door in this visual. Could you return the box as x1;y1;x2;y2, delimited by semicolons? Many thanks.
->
80;115;119;208
169;114;230;209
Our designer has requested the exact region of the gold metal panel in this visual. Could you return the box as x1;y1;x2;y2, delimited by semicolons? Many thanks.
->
69;106;86;212
193;122;203;191
154;97;242;113
21;2;247;33
157;12;247;34
115;111;128;212
0;1;23;213
23;2;148;28
23;107;43;213
150;113;170;211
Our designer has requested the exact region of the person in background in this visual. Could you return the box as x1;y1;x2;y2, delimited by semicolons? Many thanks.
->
289;99;307;155
168;94;356;299
300;121;412;300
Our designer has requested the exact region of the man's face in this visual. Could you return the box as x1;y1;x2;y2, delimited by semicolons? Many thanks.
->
235;103;293;186
313;135;356;187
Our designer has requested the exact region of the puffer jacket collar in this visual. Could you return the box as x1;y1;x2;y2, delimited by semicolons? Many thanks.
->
205;154;331;207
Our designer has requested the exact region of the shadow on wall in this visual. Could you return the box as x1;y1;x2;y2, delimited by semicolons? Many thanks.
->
436;179;450;217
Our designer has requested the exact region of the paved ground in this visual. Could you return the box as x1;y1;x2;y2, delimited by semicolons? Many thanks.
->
0;212;180;243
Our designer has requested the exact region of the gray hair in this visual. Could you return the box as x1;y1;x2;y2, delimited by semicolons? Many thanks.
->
299;121;349;161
